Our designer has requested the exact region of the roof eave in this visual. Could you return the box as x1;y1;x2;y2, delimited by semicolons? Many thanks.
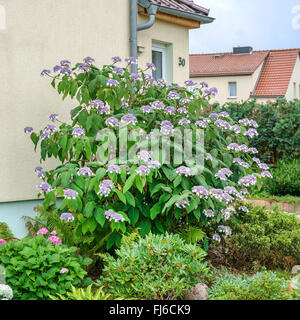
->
138;0;214;24
190;72;254;78
250;94;285;98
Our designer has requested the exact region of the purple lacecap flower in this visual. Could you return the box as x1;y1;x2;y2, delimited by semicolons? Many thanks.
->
259;163;269;170
244;128;258;138
157;79;166;86
35;166;43;173
146;62;156;70
125;57;138;65
41;69;51;76
44;124;58;134
161;120;174;135
77;63;90;72
200;81;209;88
24;126;33;134
107;165;121;174
38;182;52;193
209;87;218;97
83;56;95;64
78;167;94;176
63;189;79;200
233;158;242;165
241;188;249;195
178;118;191;126
231;125;241;134
249;120;258;128
120;164;130;174
222;208;233;221
239;144;249;152
147;160;160;169
60;67;72;75
209;113;219;120
151;100;165;110
252;157;261;164
215;119;231;130
202;118;211;124
213;234;221;242
222;192;234;204
179;98;190;106
164;106;176;115
137;150;152;162
176;166;192;177
98;105;110;115
47;235;62;246
130;73;142;80
105;209;125;223
238;175;257;187
136;165;150;176
53;65;62;72
147;78;157;88
195;120;207;129
203;209;214;218
72;127;85;138
215;168;233;181
90;100;104;108
105;117;119;128
107;79;119;87
122;100;129;108
176;199;190;209
49;114;59;122
248;147;258;154
239;206;249;213
206;153;213;161
177;107;188;114
98;179;114;197
236;192;245;201
241;162;250;169
112;67;124;75
40;132;50;140
209;188;224;201
141;105;153;114
60;268;69;274
112;56;122;63
192;186;209;199
224;186;238;195
146;132;155;140
184;80;196;86
239;118;250;126
168;91;180;100
37;171;46;179
261;171;273;178
219;111;230;118
121;114;137;125
218;225;232;237
60;212;74;222
36;228;49;235
60;60;71;67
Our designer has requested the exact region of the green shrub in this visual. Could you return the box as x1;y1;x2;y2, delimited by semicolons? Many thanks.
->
265;157;300;196
208;270;296;300
0;235;92;300
25;56;271;254
223;205;300;270
0;222;14;241
97;233;209;300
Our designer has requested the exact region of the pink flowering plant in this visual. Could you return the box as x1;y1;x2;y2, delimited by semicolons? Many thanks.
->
0;232;91;300
26;56;272;250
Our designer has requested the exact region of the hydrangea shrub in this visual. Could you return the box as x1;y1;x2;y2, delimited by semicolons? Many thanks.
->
25;56;272;250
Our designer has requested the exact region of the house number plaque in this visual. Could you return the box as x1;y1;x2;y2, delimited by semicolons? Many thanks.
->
179;57;186;67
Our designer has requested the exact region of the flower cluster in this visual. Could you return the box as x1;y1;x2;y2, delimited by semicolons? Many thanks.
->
105;209;125;222
98;179;114;197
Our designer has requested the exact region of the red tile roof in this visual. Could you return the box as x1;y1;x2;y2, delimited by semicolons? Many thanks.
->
149;0;210;16
252;49;300;97
190;48;300;97
190;51;269;77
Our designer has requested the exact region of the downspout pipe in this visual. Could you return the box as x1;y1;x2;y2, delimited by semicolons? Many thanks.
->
130;0;158;73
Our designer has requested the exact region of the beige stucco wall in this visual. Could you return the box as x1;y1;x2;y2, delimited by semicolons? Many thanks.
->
190;61;265;105
286;54;300;100
0;0;194;202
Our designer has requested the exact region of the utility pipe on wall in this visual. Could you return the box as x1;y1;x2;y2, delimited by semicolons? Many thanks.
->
130;0;158;73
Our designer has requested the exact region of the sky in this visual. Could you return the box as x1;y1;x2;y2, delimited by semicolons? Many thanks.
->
190;0;300;54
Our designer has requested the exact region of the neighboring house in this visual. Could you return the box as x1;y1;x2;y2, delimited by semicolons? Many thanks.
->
190;47;300;104
0;0;213;237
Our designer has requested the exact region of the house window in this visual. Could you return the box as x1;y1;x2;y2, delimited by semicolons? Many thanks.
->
152;43;166;81
228;82;237;98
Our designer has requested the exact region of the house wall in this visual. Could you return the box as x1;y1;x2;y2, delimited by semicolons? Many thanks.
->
285;54;300;100
0;0;195;237
190;61;264;105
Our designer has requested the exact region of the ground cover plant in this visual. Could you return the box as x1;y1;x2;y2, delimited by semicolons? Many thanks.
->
24;56;272;256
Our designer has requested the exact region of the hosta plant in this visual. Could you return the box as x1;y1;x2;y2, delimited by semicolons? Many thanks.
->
25;56;272;251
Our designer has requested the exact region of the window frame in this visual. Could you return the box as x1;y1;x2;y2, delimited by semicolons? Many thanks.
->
152;43;167;81
228;81;237;98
